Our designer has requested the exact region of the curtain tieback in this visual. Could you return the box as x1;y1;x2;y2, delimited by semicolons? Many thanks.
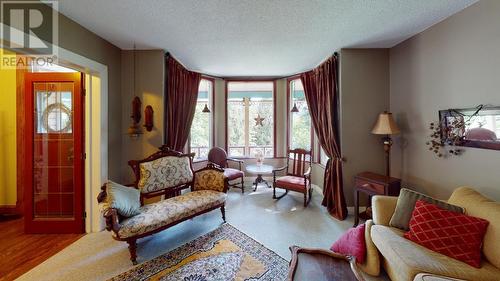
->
327;157;345;165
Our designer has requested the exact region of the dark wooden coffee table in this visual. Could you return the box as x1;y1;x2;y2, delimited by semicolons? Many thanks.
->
287;246;364;281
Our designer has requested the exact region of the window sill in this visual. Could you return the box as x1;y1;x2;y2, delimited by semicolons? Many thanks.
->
228;156;276;160
193;158;208;163
313;162;327;169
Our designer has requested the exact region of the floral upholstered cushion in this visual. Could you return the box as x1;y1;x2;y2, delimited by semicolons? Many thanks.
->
193;169;226;192
117;190;226;238
138;156;193;193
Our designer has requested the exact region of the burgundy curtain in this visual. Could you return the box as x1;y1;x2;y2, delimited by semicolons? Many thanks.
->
165;56;201;151
300;55;347;220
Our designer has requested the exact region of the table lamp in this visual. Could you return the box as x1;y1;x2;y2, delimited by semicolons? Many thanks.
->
371;111;400;177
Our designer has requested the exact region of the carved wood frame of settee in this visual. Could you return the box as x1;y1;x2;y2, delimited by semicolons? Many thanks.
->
97;145;228;264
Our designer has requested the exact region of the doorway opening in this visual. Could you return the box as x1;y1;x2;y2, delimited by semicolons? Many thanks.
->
0;49;106;234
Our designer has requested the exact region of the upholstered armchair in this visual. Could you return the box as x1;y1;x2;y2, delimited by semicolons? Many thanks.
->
193;163;228;193
208;147;245;193
272;149;312;207
193;163;228;221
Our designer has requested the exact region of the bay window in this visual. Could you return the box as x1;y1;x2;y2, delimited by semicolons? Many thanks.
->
189;78;213;159
288;78;312;151
226;81;274;157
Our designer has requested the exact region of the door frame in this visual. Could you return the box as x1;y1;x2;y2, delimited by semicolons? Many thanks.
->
2;26;109;232
24;72;85;233
59;47;109;233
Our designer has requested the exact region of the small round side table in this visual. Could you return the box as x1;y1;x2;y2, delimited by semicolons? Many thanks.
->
246;164;274;191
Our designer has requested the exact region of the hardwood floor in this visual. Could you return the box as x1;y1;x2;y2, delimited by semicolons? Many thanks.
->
0;216;83;281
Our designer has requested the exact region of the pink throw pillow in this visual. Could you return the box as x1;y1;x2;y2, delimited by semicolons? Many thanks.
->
331;223;366;263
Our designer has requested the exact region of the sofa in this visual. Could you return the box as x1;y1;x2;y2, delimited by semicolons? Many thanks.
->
364;187;500;281
97;147;228;265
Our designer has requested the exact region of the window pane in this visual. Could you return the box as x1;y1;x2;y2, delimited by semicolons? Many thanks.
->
227;82;274;157
190;79;212;159
36;83;73;134
289;79;311;150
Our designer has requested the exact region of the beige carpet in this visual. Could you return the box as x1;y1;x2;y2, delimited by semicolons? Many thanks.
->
17;183;387;281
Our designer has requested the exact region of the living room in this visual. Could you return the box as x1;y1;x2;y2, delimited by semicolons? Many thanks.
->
0;0;499;280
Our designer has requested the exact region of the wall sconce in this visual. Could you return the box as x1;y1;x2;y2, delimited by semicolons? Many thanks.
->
128;96;143;138
144;105;154;131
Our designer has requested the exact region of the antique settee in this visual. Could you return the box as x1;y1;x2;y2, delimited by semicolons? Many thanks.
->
98;146;228;264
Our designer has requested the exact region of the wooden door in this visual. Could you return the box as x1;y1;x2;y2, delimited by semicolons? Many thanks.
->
24;73;84;234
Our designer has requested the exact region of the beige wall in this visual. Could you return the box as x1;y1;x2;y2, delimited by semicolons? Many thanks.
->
311;163;325;190
57;13;123;181
121;50;165;183
213;78;226;148
274;79;288;158
340;49;390;205
390;0;500;201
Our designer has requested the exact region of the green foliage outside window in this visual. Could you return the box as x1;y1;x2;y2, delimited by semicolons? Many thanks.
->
190;102;210;147
291;100;311;150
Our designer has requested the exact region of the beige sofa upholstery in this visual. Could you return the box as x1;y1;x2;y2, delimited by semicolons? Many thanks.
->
369;187;500;281
413;273;465;281
358;219;380;276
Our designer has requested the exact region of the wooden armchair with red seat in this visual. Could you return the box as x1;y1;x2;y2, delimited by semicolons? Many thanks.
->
208;147;245;193
272;148;313;207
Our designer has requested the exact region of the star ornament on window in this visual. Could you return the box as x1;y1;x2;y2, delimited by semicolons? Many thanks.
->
254;114;265;126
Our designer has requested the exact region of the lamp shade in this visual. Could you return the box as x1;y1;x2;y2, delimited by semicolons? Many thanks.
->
371;112;400;135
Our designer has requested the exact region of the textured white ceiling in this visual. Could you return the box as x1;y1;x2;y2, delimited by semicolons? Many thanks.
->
58;0;477;77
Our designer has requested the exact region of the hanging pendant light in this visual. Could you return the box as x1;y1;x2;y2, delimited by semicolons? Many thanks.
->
290;82;299;113
202;103;211;113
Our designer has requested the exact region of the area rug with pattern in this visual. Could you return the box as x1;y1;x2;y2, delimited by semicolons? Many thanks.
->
109;223;289;281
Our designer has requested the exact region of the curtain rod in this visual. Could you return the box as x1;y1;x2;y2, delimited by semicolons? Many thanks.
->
279;52;339;80
165;51;339;80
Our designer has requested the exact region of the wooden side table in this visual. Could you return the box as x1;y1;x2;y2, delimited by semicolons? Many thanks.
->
353;172;401;226
287;246;364;281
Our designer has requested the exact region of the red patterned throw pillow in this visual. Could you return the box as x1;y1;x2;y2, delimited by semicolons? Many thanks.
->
404;200;489;268
331;223;366;263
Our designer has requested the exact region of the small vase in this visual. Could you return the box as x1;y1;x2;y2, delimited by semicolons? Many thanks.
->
255;151;264;166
